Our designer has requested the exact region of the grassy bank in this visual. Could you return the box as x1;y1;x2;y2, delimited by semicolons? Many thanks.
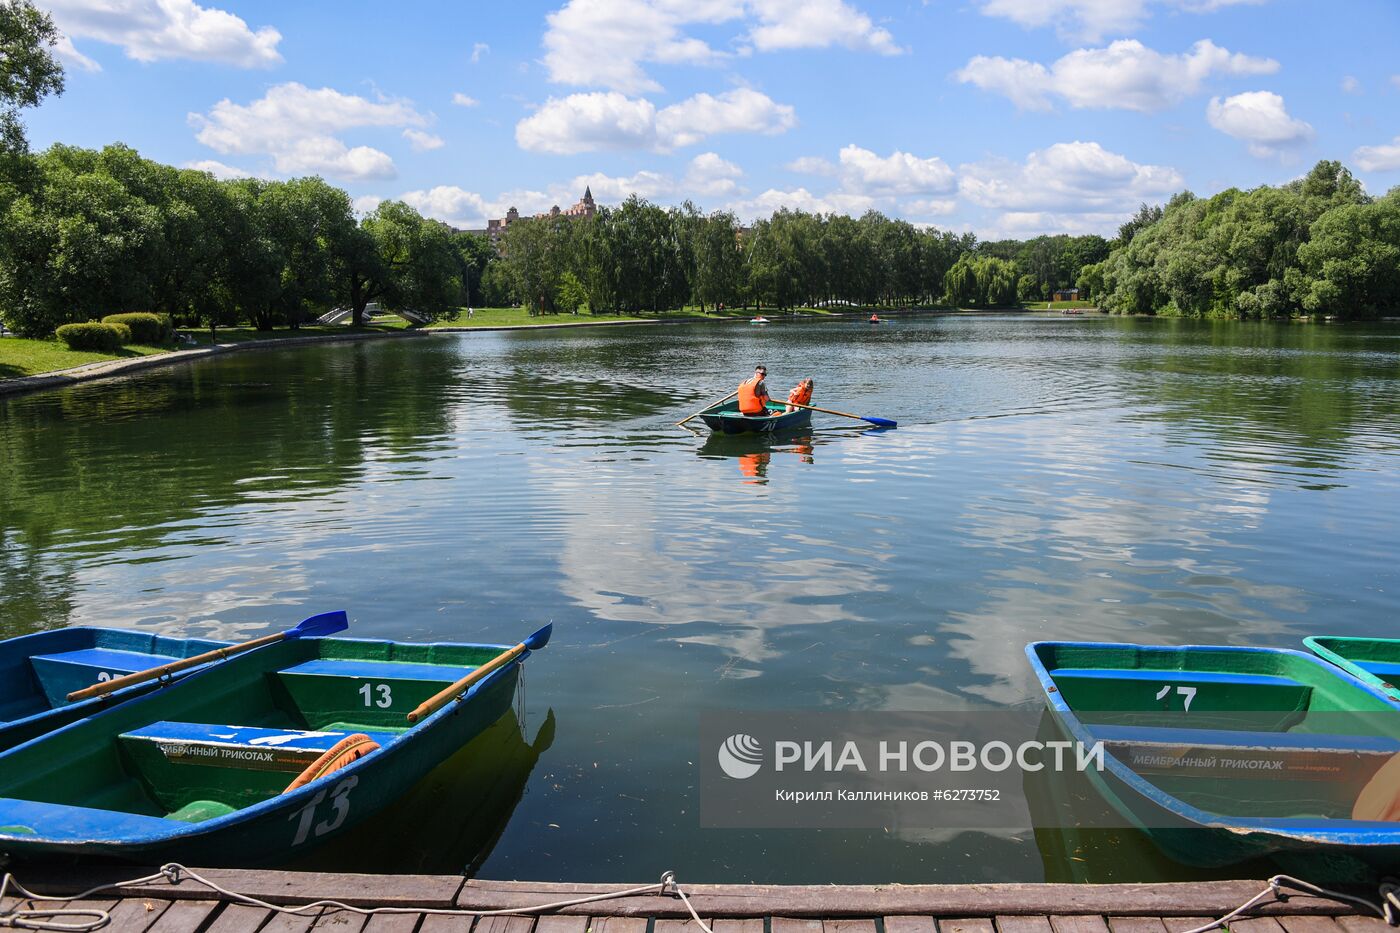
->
1022;300;1099;311
0;323;409;381
422;305;937;328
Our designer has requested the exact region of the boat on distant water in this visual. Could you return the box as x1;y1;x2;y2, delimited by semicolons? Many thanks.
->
1060;308;1085;315
0;632;543;864
750;316;770;324
1026;640;1400;870
1306;636;1400;703
0;627;227;752
698;399;812;435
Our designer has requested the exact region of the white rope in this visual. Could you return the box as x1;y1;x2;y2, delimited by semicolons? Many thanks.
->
2;864;1393;933
1173;875;1396;933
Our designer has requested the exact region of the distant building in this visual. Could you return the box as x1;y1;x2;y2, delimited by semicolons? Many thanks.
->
484;187;598;245
1052;287;1080;302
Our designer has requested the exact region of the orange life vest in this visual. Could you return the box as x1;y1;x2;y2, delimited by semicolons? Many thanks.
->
788;382;812;406
738;376;768;415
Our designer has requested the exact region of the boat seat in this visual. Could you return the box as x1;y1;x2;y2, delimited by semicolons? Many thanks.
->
1048;667;1313;722
1355;661;1400;679
119;721;398;772
0;797;179;840
118;721;398;814
29;647;182;707
274;658;476;727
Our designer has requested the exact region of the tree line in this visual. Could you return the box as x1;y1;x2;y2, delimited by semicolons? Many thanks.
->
1082;161;1400;321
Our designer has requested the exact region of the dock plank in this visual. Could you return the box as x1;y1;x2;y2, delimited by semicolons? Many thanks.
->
313;908;372;931
1334;918;1396;933
146;899;223;933
1050;917;1110;933
261;907;329;932
420;913;472;933
202;904;277;933
591;916;650;933
535;916;589;933
886;917;938;933
714;919;766;933
826;920;878;933
105;896;173;932
940;920;996;933
361;911;427;933
1230;920;1285;933
997;917;1053;933
772;920;824;933
1278;920;1343;933
476;915;537;933
1106;919;1168;933
656;918;714;933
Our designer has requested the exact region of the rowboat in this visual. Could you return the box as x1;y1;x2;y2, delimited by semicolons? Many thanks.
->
1026;641;1400;870
0;627;227;752
1305;637;1400;704
750;316;770;324
698;399;812;435
0;632;541;864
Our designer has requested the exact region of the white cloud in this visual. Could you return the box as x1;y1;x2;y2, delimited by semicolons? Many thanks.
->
1206;91;1313;157
654;88;797;148
904;198;958;217
471;42;489;63
452;92;479;107
190;83;428;181
46;0;281;68
974;0;1267;42
401;186;493;228
515;88;795;154
684;152;745;197
746;0;900;55
403;129;446;151
1353;137;1400;173
1341;76;1362;95
959;141;1183;215
183;158;255;179
787;155;837;175
542;0;741;94
353;195;384;215
540;0;896;94
725;186;876;219
956;39;1278;112
837;144;955;195
51;34;101;72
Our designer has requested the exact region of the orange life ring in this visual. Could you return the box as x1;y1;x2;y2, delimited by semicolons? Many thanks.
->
283;733;380;793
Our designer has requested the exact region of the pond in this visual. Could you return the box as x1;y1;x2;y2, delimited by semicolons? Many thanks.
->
3;313;1399;883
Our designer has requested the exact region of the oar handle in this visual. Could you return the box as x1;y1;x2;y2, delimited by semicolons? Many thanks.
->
677;389;739;426
66;633;283;703
406;642;528;724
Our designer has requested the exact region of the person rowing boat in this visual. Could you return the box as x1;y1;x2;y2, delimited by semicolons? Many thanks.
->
737;365;772;416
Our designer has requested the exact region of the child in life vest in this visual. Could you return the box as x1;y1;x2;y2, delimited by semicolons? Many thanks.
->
785;378;814;412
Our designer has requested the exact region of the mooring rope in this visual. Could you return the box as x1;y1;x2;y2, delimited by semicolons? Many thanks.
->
0;865;1393;933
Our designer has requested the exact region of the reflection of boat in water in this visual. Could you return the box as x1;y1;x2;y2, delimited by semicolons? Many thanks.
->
699;432;815;483
1026;641;1400;880
290;709;556;875
698;400;811;435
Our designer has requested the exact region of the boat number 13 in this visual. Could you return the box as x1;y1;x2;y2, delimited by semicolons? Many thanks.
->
289;775;358;845
1155;684;1197;711
359;683;392;707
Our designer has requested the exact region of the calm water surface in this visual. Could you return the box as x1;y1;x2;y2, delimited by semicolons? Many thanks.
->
3;314;1400;882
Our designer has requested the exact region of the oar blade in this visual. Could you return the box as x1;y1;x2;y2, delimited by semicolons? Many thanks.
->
863;416;898;428
286;610;350;640
524;623;553;651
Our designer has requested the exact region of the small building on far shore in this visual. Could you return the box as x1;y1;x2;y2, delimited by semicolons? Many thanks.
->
1052;287;1080;302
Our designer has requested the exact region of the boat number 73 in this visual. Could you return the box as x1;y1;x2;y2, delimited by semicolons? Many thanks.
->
1155;684;1197;711
289;775;358;846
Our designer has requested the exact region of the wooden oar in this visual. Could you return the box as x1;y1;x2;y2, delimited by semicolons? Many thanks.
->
676;389;738;426
66;610;350;703
786;400;897;429
407;623;552;724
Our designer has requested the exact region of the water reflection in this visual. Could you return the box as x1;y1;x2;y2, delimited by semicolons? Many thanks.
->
291;709;555;875
697;433;817;485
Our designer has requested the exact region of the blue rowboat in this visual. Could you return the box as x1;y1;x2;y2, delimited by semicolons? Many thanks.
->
1304;636;1400;705
0;632;543;865
1026;641;1400;870
0;627;228;752
698;399;812;435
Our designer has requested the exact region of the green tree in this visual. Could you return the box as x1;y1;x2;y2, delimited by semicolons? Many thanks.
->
0;0;63;172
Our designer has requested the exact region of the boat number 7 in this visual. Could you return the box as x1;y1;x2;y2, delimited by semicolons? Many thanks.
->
1155;684;1197;712
289;775;358;846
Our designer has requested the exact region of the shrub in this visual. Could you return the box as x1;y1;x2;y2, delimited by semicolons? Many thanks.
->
101;312;171;344
55;322;131;352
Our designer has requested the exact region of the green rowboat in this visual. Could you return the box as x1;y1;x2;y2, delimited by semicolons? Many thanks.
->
1304;636;1400;704
0;633;539;865
1027;641;1400;871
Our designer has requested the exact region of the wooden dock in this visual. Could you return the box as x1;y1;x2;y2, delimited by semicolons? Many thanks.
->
4;869;1394;933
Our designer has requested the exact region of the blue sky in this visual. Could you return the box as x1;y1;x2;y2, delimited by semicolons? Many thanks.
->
25;0;1400;238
